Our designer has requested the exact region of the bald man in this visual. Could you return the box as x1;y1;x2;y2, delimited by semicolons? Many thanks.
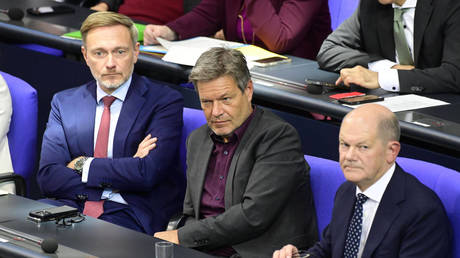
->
274;104;452;258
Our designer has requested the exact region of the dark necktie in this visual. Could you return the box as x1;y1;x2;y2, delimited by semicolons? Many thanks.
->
83;96;117;218
393;8;414;65
343;193;369;258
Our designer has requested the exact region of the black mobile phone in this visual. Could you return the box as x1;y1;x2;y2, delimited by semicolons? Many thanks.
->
26;5;75;16
29;205;79;222
338;94;384;105
253;56;291;67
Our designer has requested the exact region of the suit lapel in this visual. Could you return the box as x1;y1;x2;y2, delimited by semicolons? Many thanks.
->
362;166;405;257
224;108;262;208
77;82;97;156
193;133;214;218
112;76;146;158
334;183;357;256
377;4;396;61
413;0;433;65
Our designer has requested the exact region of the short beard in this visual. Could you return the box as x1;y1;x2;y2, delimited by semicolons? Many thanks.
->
99;79;125;89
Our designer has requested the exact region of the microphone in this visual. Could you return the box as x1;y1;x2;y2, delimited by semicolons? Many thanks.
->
306;84;323;95
0;225;58;254
0;8;25;21
40;238;58;254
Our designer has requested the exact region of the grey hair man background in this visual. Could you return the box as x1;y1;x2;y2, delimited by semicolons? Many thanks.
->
154;47;318;258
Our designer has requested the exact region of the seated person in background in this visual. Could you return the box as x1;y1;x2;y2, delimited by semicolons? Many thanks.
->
38;12;185;234
317;0;460;93
154;47;318;257
0;73;14;193
90;0;186;24
143;0;332;60
273;104;452;258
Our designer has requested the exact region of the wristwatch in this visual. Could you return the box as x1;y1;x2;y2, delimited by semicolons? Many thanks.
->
74;157;88;176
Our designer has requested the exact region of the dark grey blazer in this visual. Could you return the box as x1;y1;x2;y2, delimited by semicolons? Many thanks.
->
317;0;460;93
178;108;318;257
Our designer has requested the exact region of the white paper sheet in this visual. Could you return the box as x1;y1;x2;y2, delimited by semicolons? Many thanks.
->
157;37;245;66
344;94;449;113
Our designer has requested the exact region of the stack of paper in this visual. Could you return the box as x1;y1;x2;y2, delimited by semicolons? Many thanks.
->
140;36;287;66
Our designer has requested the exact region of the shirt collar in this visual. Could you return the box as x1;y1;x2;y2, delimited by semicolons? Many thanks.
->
393;0;417;9
356;163;396;203
96;76;132;103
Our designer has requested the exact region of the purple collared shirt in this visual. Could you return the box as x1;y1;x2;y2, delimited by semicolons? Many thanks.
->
200;107;256;256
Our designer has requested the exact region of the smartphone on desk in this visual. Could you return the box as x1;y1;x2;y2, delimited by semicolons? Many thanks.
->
29;205;78;222
338;94;384;105
27;5;75;16
253;56;291;67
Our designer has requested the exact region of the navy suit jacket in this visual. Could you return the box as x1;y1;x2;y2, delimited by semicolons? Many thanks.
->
38;75;185;235
308;165;452;258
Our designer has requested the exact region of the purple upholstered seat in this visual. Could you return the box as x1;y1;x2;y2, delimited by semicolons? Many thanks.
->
2;71;38;194
328;0;359;30
180;107;206;175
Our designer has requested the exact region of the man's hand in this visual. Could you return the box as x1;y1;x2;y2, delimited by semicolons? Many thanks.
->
336;65;380;89
67;156;85;169
391;64;415;70
273;244;300;258
133;134;157;158
143;25;177;45
90;2;109;11
154;230;179;244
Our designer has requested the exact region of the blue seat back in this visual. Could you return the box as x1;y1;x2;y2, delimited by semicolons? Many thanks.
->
328;0;359;30
397;157;460;258
305;155;345;239
307;154;460;256
180;107;206;175
2;71;38;189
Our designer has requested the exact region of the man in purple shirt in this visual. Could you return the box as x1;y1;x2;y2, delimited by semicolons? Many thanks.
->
154;47;318;257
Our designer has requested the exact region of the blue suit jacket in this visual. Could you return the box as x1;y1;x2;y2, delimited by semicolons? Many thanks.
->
38;75;185;235
308;165;452;258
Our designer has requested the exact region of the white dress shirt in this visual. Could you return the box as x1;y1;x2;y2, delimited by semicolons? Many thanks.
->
368;0;417;92
355;163;396;258
0;74;14;194
81;76;133;204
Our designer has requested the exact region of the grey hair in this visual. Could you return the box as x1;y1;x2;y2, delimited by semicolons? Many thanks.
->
189;47;250;92
378;112;401;142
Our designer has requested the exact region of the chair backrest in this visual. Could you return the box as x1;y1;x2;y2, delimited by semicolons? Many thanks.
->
397;157;460;258
305;155;345;239
2;71;38;190
328;0;359;30
307;154;460;256
180;107;206;175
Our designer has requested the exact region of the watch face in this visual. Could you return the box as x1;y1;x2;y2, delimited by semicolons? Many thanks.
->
75;157;86;175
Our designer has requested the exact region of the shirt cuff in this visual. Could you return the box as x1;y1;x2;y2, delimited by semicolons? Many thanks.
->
378;69;400;92
81;157;94;183
368;59;397;72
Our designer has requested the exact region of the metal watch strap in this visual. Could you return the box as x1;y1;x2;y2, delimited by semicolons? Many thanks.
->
74;157;88;176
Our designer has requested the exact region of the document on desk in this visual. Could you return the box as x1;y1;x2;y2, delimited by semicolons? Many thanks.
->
155;37;244;66
344;94;449;113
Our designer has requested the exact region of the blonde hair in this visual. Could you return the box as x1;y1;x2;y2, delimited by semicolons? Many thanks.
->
80;11;138;47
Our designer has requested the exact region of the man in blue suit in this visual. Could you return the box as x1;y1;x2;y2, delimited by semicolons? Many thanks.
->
273;104;452;258
38;12;185;235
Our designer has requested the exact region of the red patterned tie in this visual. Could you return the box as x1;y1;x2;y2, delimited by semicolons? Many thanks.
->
83;96;117;218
